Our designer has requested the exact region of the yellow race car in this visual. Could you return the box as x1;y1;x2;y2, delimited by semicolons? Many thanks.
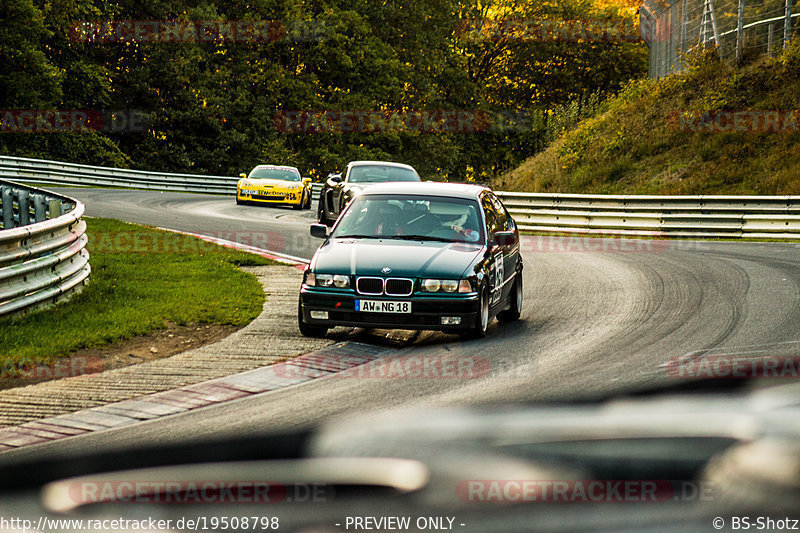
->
236;165;313;210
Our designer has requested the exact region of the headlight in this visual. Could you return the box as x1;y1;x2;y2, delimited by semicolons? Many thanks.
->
441;280;459;293
306;273;349;289
422;279;441;292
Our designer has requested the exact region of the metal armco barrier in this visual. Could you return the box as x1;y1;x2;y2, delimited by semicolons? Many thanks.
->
496;192;800;239
0;155;239;194
0;155;328;201
0;180;90;318
1;156;798;240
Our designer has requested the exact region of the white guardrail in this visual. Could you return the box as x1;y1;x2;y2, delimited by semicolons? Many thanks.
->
1;155;798;241
0;180;90;318
495;192;800;240
0;155;239;195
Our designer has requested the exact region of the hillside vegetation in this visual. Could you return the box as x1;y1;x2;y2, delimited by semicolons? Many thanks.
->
493;43;800;195
1;0;645;182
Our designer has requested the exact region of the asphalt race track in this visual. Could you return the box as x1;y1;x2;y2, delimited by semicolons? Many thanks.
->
3;188;799;463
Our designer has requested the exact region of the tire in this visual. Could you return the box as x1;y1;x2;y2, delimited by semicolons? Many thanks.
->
303;190;312;209
292;194;303;210
317;194;328;225
298;300;328;338
235;196;242;205
320;194;335;226
497;273;522;323
461;287;489;339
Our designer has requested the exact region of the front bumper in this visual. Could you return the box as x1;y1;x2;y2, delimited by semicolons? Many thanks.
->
237;189;303;205
300;286;479;332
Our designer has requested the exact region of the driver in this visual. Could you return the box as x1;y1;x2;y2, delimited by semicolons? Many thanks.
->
448;210;481;241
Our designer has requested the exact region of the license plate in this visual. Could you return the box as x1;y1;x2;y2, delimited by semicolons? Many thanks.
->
355;300;411;313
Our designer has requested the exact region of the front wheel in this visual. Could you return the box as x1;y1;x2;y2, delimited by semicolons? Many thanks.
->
298;300;328;338
497;273;522;323
461;287;489;340
292;194;303;210
317;195;329;225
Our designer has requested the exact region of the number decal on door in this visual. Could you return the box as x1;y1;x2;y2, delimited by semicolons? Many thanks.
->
491;251;504;305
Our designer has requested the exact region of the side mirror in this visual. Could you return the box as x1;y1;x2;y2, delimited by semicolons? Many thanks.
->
238;173;247;179
302;178;312;185
310;224;328;239
494;231;515;247
327;173;342;184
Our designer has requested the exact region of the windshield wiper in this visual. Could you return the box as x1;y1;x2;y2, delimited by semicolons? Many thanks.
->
334;234;384;239
388;235;455;243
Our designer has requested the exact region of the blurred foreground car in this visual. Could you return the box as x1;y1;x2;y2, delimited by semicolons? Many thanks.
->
317;161;420;225
300;182;522;338
3;381;800;533
236;165;312;210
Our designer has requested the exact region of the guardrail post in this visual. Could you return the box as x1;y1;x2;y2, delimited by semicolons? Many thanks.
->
18;190;30;226
33;194;47;223
1;187;12;229
785;0;794;48
49;199;62;219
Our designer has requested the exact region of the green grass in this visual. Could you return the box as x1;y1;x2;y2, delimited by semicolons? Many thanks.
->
0;218;275;367
493;43;800;195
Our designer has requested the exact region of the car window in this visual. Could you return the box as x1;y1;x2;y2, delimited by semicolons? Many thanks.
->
249;167;301;181
333;194;484;243
489;194;510;232
481;195;500;237
347;165;419;184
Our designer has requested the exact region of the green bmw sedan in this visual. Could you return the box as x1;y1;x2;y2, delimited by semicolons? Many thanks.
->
299;182;523;338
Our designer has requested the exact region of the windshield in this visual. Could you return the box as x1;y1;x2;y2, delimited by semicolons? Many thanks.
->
347;165;419;183
249;167;301;181
332;194;484;243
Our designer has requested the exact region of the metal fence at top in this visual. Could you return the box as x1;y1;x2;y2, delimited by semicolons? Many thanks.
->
640;0;798;77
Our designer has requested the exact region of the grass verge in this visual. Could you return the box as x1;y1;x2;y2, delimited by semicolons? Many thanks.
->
0;218;275;368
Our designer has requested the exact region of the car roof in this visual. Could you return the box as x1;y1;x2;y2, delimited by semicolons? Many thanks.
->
347;160;416;171
252;165;299;172
359;181;490;199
